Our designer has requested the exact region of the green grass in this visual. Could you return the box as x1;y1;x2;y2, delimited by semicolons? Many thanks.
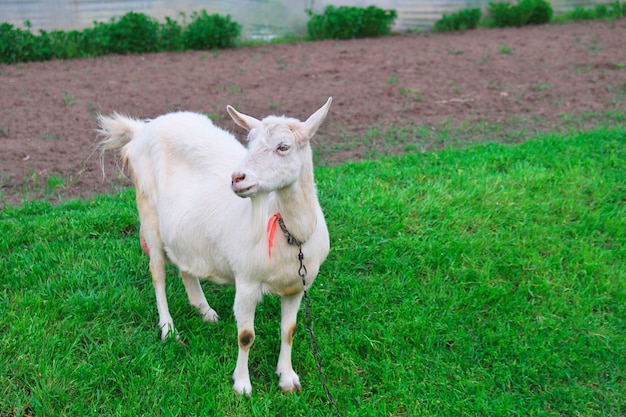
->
1;127;625;416
313;110;626;165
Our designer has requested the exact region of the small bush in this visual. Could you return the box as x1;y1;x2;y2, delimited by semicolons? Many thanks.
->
306;5;397;40
595;4;609;18
184;11;241;50
488;0;553;28
607;1;625;17
107;11;161;54
433;8;482;32
158;16;185;51
570;5;596;21
74;12;161;56
48;29;87;59
568;1;625;21
0;21;53;64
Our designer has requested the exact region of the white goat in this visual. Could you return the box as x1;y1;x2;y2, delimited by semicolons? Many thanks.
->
97;98;332;395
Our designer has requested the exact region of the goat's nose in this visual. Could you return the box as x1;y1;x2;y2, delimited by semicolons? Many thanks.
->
231;172;246;184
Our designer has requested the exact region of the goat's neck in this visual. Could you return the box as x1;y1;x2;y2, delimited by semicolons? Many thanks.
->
274;155;318;244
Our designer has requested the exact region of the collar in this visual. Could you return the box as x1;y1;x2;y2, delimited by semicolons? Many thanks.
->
266;214;303;259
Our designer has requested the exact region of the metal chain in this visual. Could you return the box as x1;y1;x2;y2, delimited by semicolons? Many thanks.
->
297;244;342;417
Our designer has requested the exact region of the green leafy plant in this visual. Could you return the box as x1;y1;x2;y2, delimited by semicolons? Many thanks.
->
306;5;397;40
184;11;241;50
432;8;482;32
487;0;553;28
157;16;185;51
47;29;88;59
0;10;241;64
0;21;53;64
102;11;161;54
570;5;596;20
568;1;625;21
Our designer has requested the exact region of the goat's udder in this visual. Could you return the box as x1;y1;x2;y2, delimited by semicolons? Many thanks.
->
140;229;150;257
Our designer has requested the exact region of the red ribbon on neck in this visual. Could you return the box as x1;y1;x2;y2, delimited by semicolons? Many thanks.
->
266;213;282;259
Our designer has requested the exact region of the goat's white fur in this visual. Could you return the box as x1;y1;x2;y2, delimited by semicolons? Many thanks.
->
97;98;332;395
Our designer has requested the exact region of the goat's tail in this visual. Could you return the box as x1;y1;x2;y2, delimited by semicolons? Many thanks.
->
97;113;145;177
97;113;145;151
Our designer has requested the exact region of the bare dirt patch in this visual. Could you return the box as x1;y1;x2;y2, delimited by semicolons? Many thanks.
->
1;19;625;206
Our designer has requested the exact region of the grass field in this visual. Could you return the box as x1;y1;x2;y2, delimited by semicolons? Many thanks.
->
1;126;625;416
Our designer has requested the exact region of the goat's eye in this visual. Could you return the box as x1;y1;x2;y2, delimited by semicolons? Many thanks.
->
276;144;290;153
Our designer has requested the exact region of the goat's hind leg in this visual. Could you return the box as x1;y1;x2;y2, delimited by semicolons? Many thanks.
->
148;248;176;339
181;271;218;323
137;191;175;340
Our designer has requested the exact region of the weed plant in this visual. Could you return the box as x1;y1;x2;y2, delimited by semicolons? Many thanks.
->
306;5;397;40
1;127;625;416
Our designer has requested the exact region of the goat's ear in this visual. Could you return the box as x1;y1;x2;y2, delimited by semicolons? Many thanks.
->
227;105;261;131
300;97;332;140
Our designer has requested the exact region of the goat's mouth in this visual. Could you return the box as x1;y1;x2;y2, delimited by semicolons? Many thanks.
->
232;183;258;197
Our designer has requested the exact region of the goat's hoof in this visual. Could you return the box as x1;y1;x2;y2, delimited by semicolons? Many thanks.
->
233;379;252;396
201;308;219;323
278;371;302;393
158;323;178;340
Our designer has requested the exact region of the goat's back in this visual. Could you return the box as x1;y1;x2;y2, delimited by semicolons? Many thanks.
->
126;111;243;178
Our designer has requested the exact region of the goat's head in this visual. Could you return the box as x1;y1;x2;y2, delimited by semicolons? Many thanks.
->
227;98;332;198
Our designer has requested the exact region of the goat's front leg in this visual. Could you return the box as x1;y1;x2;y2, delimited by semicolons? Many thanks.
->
232;284;261;395
276;291;304;392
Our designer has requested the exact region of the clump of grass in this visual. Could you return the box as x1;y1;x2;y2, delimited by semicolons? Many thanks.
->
224;84;242;94
62;91;75;106
529;83;553;91
498;44;512;54
40;133;59;140
399;87;422;102
45;176;65;194
205;108;225;123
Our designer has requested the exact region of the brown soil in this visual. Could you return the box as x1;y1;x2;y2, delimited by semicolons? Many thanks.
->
1;19;625;207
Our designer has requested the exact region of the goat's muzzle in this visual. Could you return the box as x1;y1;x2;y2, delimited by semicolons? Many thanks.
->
232;172;246;185
231;172;256;197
